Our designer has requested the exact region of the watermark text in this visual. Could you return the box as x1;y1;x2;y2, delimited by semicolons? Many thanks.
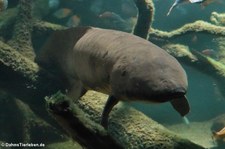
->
1;142;45;148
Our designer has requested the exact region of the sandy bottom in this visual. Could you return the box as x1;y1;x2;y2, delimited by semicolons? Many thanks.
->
165;121;217;148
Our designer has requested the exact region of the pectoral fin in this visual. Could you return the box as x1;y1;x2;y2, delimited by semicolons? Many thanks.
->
101;95;119;128
170;96;190;116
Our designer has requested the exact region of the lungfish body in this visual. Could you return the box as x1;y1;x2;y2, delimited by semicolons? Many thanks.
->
36;27;189;128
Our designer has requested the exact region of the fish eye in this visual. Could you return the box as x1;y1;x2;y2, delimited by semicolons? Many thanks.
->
121;70;126;76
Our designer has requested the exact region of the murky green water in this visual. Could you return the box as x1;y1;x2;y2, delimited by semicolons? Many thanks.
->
0;0;225;148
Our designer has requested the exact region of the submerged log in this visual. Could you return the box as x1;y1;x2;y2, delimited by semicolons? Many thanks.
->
46;91;204;149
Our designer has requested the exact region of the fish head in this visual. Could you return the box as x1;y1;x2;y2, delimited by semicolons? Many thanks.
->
111;47;188;104
139;59;186;102
111;48;189;116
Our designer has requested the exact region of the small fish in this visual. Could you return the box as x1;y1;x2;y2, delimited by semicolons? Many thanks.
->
167;0;203;16
201;0;224;8
191;35;198;43
53;8;73;19
99;11;127;24
48;0;60;9
213;127;225;141
0;0;8;12
99;11;116;19
66;15;81;27
99;11;128;24
212;82;224;101
201;49;218;59
99;11;131;31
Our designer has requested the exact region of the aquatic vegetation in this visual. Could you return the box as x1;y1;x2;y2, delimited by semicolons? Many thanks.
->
193;50;225;77
163;43;197;61
210;12;225;26
8;0;34;60
33;20;66;33
150;20;225;39
0;40;38;81
214;37;225;64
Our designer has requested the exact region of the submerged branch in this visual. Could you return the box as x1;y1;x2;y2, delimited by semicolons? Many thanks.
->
8;0;35;60
46;92;122;149
33;20;66;34
149;20;225;39
47;91;204;149
163;43;225;82
133;0;154;39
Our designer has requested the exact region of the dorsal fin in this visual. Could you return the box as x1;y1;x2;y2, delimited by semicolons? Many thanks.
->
43;26;92;55
53;26;92;47
35;26;92;67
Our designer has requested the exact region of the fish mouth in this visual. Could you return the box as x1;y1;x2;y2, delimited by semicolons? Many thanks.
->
171;87;186;98
155;87;186;100
123;86;187;103
148;87;187;103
